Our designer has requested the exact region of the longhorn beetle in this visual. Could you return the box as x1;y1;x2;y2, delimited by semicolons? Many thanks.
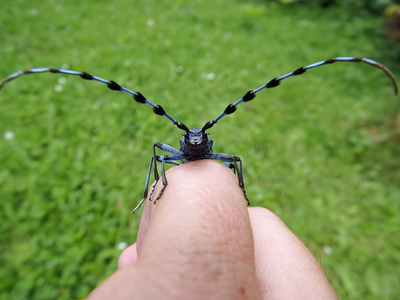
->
1;57;398;213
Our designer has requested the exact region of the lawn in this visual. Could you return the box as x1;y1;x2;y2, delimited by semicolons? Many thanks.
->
0;0;399;299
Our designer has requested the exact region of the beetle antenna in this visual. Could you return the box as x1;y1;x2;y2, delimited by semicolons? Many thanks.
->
202;57;398;131
0;68;190;132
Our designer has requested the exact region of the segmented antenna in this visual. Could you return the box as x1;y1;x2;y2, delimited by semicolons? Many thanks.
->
0;68;190;132
202;57;399;131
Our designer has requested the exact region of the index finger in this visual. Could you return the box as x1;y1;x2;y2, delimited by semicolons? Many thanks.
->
135;159;261;297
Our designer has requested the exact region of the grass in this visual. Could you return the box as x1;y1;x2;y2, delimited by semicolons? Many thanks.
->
0;0;399;298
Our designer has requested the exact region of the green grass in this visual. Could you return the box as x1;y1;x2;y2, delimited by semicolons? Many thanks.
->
0;0;399;299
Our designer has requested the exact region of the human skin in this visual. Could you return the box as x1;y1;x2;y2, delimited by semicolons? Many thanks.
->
88;160;338;300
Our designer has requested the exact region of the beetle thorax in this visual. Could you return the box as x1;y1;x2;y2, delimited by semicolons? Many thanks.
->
179;128;213;161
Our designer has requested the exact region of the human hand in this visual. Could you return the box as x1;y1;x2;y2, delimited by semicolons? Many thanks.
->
88;160;338;299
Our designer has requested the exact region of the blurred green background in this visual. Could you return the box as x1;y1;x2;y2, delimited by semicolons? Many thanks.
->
1;0;399;299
